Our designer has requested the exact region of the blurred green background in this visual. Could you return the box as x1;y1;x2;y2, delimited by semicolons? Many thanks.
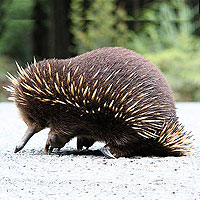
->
0;0;199;102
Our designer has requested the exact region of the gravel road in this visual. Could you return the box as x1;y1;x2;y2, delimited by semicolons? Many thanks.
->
0;102;200;200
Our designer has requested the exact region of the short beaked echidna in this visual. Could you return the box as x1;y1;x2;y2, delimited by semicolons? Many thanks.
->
5;47;192;158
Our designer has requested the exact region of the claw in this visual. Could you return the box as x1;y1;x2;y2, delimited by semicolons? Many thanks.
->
44;143;50;154
44;142;54;155
49;147;54;154
57;147;61;152
100;147;116;159
44;145;54;155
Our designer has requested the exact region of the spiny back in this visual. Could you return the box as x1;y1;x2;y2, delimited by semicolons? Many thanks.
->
12;48;174;117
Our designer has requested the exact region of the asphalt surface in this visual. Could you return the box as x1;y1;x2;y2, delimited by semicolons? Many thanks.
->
0;102;200;200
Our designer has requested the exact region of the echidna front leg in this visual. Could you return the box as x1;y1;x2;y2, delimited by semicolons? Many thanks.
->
45;130;70;154
77;137;96;151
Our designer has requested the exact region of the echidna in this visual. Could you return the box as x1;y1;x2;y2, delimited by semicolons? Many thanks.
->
5;47;192;158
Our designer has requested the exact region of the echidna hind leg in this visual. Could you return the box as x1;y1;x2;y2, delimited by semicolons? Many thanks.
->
77;137;96;151
101;144;131;158
100;146;116;159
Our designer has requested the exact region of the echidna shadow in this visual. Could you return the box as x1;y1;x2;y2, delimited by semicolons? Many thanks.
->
5;47;192;158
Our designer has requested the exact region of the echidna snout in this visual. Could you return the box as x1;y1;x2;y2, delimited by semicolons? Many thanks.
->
5;47;192;158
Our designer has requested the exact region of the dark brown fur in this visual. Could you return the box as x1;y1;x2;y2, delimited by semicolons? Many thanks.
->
7;47;192;157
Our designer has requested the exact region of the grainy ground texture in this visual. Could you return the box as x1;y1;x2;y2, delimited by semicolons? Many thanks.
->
0;102;200;200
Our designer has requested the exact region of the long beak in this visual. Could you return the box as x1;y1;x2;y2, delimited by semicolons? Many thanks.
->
14;126;36;153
